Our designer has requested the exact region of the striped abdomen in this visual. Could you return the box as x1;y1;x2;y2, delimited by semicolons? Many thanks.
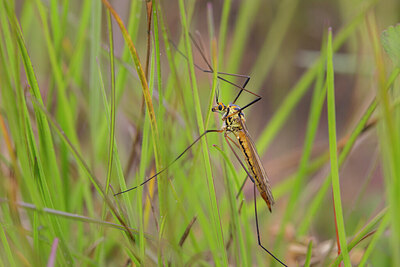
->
235;130;275;212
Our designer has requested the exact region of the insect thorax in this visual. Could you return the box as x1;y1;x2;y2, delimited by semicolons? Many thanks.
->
222;104;245;132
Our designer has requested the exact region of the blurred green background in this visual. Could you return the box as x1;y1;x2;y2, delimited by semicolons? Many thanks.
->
1;0;400;266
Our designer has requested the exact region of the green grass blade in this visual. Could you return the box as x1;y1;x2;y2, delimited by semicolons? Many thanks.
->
326;28;350;267
331;208;387;266
34;0;79;147
225;0;260;75
217;0;231;67
31;99;141;261
248;0;299;92
65;0;91;86
358;212;390;266
178;0;228;264
102;0;161;189
3;2;73;263
274;31;328;257
304;240;313;267
256;1;375;156
89;0;102;159
213;145;250;266
0;225;16;266
296;30;400;240
104;10;116;198
370;15;400;265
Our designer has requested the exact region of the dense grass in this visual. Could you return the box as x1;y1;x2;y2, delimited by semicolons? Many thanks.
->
1;0;400;266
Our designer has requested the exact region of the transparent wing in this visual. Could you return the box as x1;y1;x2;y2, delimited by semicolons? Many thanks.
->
239;121;275;210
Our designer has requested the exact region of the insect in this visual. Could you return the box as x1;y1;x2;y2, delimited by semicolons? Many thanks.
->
212;100;275;212
115;34;287;267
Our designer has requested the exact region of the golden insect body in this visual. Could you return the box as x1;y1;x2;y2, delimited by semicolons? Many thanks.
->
212;102;275;212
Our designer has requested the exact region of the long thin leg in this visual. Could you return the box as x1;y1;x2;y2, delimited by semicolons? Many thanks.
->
189;33;253;98
170;37;257;103
114;129;223;196
225;134;287;265
213;134;248;198
216;75;258;100
224;133;255;184
188;32;260;104
189;32;214;73
224;134;250;197
223;97;262;122
180;136;249;249
225;134;241;150
236;175;248;199
253;184;288;267
232;77;250;104
226;199;245;250
240;96;262;111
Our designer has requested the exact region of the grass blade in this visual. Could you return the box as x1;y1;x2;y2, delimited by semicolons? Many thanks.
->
178;0;228;264
369;13;400;266
326;28;350;267
304;240;313;267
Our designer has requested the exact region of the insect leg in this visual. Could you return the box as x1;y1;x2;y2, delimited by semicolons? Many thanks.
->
180;134;248;249
225;133;241;150
170;36;257;102
189;32;214;72
235;175;249;199
253;183;288;266
225;134;287;265
224;133;256;184
240;97;262;112
224;134;253;198
223;96;262;121
169;39;210;73
115;129;223;196
189;33;256;102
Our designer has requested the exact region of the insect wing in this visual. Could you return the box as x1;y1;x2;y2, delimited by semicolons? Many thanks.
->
239;120;275;211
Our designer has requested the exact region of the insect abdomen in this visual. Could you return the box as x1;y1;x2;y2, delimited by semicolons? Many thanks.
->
236;131;273;212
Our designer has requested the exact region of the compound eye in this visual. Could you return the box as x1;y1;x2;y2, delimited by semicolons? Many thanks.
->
218;105;223;111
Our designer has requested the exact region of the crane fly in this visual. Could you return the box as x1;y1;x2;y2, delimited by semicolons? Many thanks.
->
115;33;287;267
211;100;274;211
